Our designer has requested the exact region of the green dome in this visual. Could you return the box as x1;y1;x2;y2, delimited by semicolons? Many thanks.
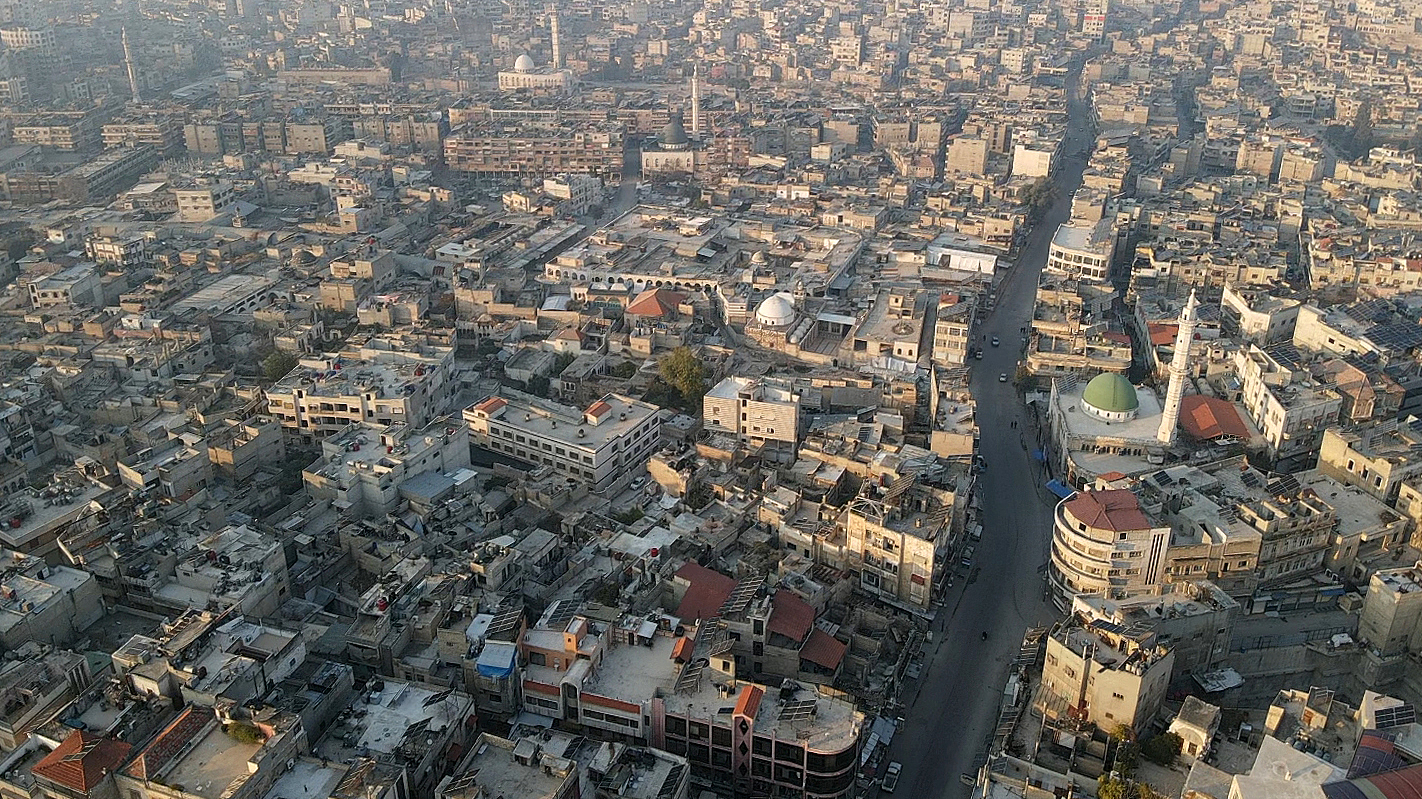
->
1082;372;1139;414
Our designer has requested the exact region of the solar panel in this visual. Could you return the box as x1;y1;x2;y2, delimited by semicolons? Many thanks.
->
1375;704;1416;729
423;688;454;707
1241;472;1262;488
443;769;482;795
1267;475;1301;497
544;600;578;630
674;659;705;693
720;577;763;616
487;606;524;639
658;765;687;799
778;700;817;721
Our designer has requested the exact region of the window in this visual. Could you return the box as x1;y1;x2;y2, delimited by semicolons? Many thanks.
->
529;651;546;666
712;726;732;746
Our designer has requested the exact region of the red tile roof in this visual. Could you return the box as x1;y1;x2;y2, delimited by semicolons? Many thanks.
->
799;629;848;671
1358;763;1422;799
671;636;694;662
733;685;764;719
673;563;736;621
474;397;506;414
586;399;612;418
1149;323;1178;347
1063;489;1152;533
33;731;133;794
1098;471;1127;481
625;288;686;318
1180;395;1250;441
768;589;814;643
125;707;213;782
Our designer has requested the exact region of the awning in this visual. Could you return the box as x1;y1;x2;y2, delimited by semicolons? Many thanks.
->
1032;449;1047;462
1046;479;1075;499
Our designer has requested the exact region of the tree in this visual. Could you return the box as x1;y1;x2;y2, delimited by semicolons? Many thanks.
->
659;347;708;405
1141;732;1182;766
225;722;265;744
1022;177;1056;221
527;375;550;397
261;351;299;382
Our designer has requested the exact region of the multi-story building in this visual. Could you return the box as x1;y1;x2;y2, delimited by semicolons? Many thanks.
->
1220;285;1301;345
931;292;975;367
835;471;968;612
173;181;237;222
1038;614;1174;733
1360;565;1422;656
265;334;456;442
1046;219;1115;282
464;391;663;494
101;118;185;158
1234;345;1342;471
1070;581;1239;677
1317;418;1422;505
207;414;286;484
703;376;801;463
0;547;103;649
302;418;469;518
516;604;862;799
1049;488;1172;607
444;124;624;180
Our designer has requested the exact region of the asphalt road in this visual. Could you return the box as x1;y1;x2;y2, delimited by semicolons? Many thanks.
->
880;67;1096;799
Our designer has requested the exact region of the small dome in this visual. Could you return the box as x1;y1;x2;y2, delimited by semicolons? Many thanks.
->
1081;372;1140;421
514;53;536;73
660;113;689;149
755;292;796;328
750;250;768;264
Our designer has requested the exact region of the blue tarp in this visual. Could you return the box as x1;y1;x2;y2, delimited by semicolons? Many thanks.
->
1046;479;1075;499
1032;449;1047;462
476;641;518;678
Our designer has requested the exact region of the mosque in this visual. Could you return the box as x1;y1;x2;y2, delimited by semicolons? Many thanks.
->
497;52;573;93
641;111;699;176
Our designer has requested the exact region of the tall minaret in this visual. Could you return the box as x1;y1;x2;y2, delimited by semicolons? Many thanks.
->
1157;289;1199;446
122;27;141;104
690;64;702;140
549;6;562;69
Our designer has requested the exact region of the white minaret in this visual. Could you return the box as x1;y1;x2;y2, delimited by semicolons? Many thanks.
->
690;64;701;140
1156;289;1199;446
549;6;562;69
122;26;141;104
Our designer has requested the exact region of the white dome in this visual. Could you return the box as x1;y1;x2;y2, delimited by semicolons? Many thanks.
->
755;292;796;327
514;53;536;73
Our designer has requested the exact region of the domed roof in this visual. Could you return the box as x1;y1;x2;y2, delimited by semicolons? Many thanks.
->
1081;373;1139;415
660;113;689;148
514;53;536;73
755;292;796;327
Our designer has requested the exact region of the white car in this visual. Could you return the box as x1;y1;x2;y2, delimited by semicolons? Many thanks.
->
999;373;1008;382
882;762;902;793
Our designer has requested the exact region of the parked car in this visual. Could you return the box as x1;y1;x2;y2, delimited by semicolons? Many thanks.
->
991;335;1000;346
883;762;902;793
999;372;1008;382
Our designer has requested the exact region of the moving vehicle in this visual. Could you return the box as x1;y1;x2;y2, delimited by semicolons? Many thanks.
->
999;372;1008;382
882;762;902;793
991;335;1000;346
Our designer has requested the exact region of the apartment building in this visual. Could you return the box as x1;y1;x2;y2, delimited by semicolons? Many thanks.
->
303;418;469;518
1234;345;1342;470
1071;581;1240;677
1317;418;1422;505
444;124;624;180
837;472;967;612
265;334;456;442
464;391;663;495
1046;219;1116;282
703;376;801;462
931;292;975;367
1038;615;1174;733
173;181;237;222
1048;488;1171;606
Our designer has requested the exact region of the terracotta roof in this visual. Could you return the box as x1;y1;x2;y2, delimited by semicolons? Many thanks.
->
33;731;133;794
1149;323;1178;347
768;589;814;643
586;399;612;418
673;563;736;621
799;629;848;671
671;636;694;662
474;396;506;414
1353;763;1422;799
125;707;213;782
625;288;685;317
553;327;585;341
1180;395;1250;441
1062;489;1152;533
1098;471;1127;481
733;684;764;719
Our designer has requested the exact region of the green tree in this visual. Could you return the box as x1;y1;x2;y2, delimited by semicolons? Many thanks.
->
1022;177;1056;221
261;351;299;382
659;347;708;405
1141;732;1182;766
610;360;638;379
527;375;550;397
224;722;265;744
1098;777;1129;799
553;352;576;375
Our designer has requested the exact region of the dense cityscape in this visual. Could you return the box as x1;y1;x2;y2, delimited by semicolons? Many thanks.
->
2;0;1422;798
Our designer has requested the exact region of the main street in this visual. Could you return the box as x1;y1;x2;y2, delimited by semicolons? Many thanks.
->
883;65;1096;798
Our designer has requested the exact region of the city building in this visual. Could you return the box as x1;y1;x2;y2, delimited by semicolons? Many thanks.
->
464;392;663;494
702;376;802;463
1037;614;1174;732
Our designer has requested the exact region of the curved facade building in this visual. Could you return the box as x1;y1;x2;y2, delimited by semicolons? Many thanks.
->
1049;488;1171;610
